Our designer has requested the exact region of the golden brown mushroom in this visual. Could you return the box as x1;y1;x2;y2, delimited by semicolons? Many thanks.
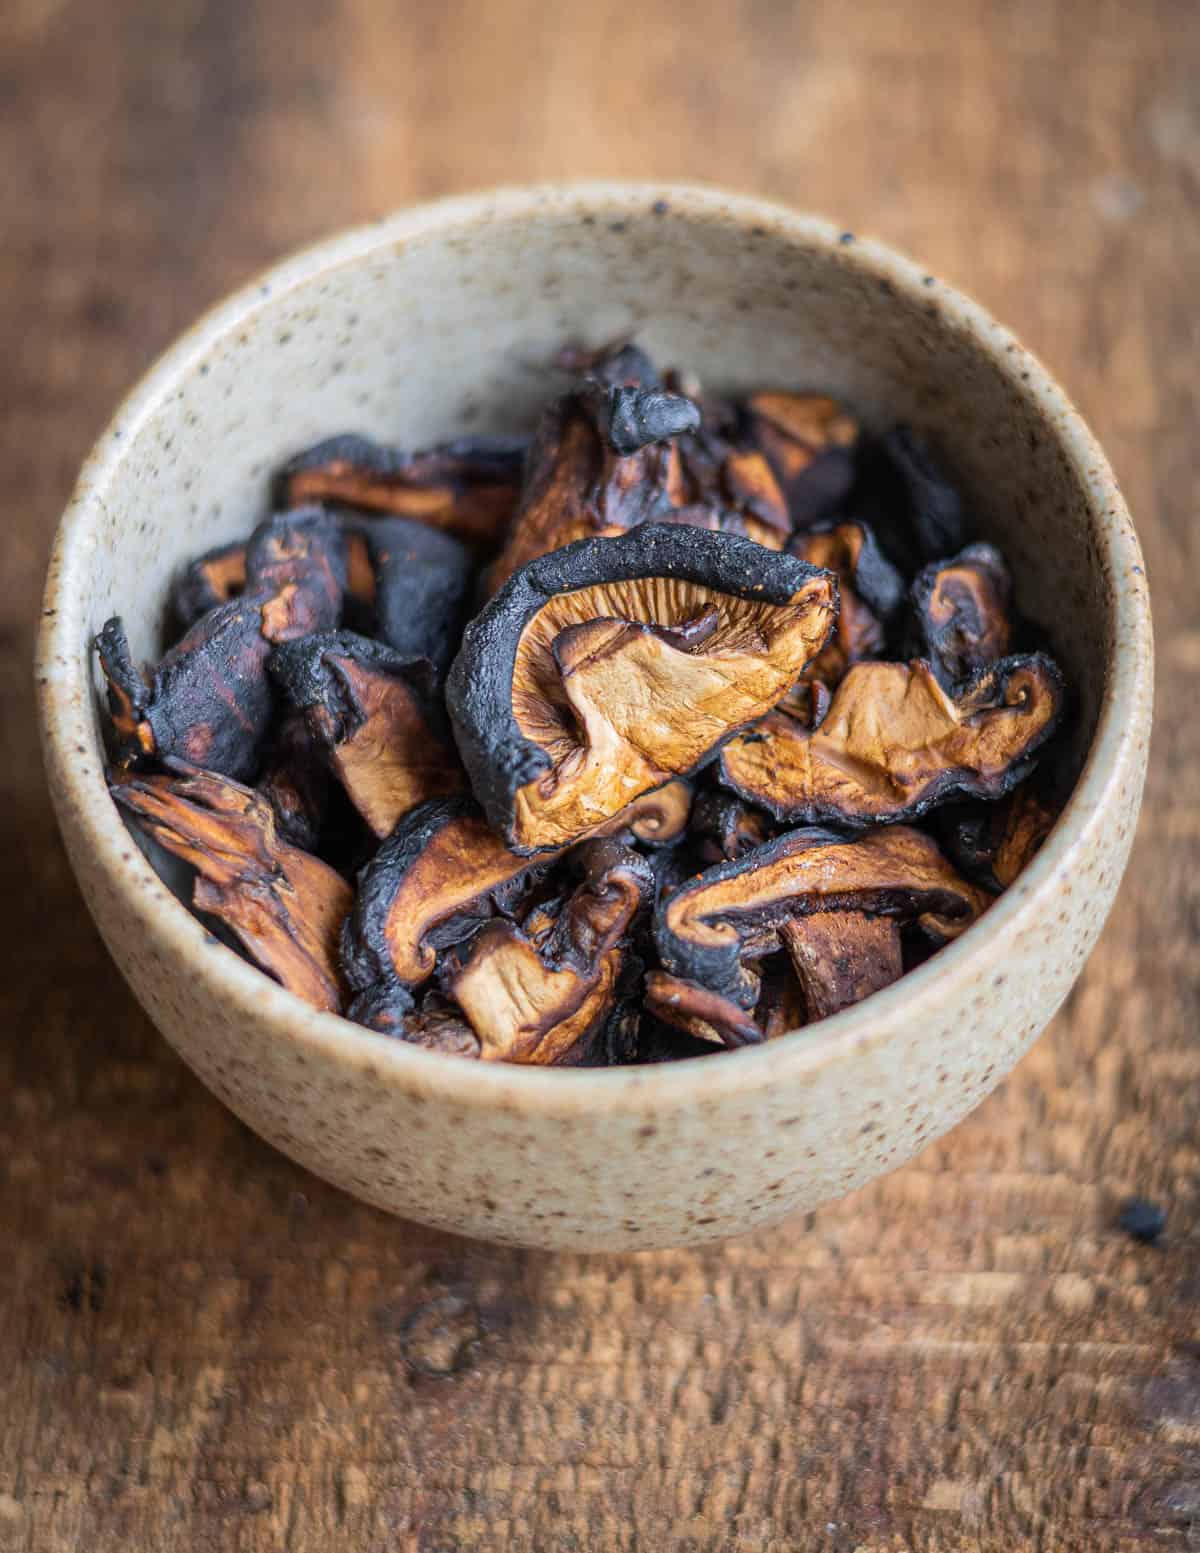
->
719;654;1064;827
271;631;465;839
790;521;904;685
110;763;352;1012
940;785;1060;893
448;525;838;853
441;840;653;1064
744;391;860;528
654;824;990;1009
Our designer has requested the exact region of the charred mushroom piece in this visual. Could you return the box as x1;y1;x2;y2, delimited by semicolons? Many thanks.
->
719;654;1064;827
853;426;970;568
171;540;247;629
790;522;905;684
776;677;833;729
96;509;346;780
441;840;653;1064
654;824;989;1008
754;954;809;1039
668;427;792;550
276;434;526;550
347;981;483;1056
554;338;662;386
449;525;838;853
271;631;464;840
349;517;474;676
643;970;764;1047
341;795;558;1000
484;385;697;595
909;542;1012;686
744;392;859;528
110;763;351;1011
940;785;1060;893
780;913;904;1021
691;789;773;863
259;710;330;851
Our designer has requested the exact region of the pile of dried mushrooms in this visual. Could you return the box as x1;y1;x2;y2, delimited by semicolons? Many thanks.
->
99;341;1069;1065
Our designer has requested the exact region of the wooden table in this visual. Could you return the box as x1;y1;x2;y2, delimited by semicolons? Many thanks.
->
3;1;1197;1547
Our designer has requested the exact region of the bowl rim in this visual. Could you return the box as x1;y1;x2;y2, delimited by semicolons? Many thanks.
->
36;179;1154;1118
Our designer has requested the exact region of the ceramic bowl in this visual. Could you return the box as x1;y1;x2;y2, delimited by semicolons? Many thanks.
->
36;183;1153;1251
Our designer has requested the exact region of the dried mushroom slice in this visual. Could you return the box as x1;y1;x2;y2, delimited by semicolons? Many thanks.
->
171;540;247;629
790;522;904;683
442;840;653;1064
96;509;347;780
259;710;329;852
719;654;1064;827
484;384;697;596
276;433;526;550
347;981;483;1056
654;824;989;1008
909;542;1012;686
691;789;773;863
341;794;557;996
780;912;904;1021
595;779;694;848
940;785;1060;893
671;427;792;550
448;525;838;853
643;971;763;1048
361;516;474;675
272;631;463;840
744;392;859;528
854;426;970;568
110;763;351;1012
754;955;808;1040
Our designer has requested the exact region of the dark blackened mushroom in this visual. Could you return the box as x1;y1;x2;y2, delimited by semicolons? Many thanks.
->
347;981;483;1056
744;392;859;528
276;433;526;550
354;516;473;676
448;525;838;853
909;542;1012;686
691;789;773;863
588;382;702;457
441;840;653;1064
171;540;247;629
95;510;346;781
654;824;989;1009
670;427;792;550
719;654;1064;827
110;763;352;1011
553;339;662;386
341;794;558;999
259;710;330;851
790;522;905;684
939;785;1060;893
853;426;970;568
271;631;464;839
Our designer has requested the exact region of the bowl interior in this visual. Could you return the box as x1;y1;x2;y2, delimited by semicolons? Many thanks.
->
56;187;1124;1001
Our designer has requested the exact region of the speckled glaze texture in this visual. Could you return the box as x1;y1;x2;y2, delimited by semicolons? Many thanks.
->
36;184;1153;1251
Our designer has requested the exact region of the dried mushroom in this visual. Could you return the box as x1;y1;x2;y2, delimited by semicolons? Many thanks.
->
790;522;904;684
744;392;859;528
484;380;697;596
940;785;1059;893
655;824;989;1009
719;654;1063;826
448;525;838;853
171;539;247;628
341;795;557;1003
441;840;653;1064
110;763;351;1011
361;516;473;675
277;433;525;550
96;508;346;780
909;542;1012;686
97;341;1076;1063
259;710;329;851
271;631;463;839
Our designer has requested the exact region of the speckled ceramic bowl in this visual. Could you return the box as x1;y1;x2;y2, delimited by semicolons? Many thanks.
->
36;184;1152;1251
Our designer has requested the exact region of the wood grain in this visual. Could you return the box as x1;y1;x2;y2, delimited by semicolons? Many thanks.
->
3;0;1198;1547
